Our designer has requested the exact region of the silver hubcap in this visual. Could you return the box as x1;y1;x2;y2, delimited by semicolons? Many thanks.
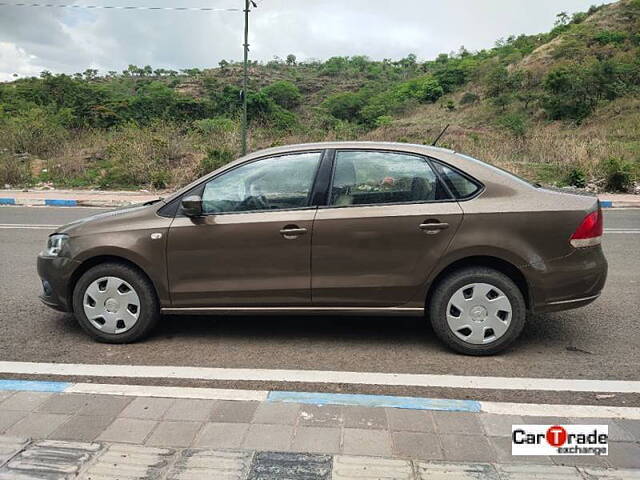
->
446;282;512;345
83;276;140;334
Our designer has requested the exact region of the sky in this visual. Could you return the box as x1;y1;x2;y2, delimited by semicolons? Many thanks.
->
0;0;609;81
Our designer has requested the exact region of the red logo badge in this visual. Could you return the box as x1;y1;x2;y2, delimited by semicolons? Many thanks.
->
546;426;567;447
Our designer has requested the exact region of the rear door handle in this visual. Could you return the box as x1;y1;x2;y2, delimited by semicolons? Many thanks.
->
419;222;449;234
280;226;308;239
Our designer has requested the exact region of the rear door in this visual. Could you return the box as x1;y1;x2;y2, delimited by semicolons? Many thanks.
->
311;149;463;306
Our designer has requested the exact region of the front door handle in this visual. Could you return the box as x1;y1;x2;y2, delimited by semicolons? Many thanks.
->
280;225;308;239
419;222;449;234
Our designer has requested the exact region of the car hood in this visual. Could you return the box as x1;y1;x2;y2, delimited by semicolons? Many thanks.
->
56;201;162;236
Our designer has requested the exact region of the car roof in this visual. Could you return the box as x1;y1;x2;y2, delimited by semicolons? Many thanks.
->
242;141;455;160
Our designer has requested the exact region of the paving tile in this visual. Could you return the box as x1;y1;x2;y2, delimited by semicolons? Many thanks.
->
48;415;114;442
145;421;202;448
520;416;572;427
209;400;259;423
193;422;249;449
495;463;582;479
0;436;29;467
248;451;332;480
488;435;553;465
416;461;499;479
332;455;413;480
605;441;640;469
386;408;435;433
120;397;176;420
614;419;640;442
343;405;388;429
242;424;294;451
1;439;101;479
36;393;94;415
163;398;217;422
96;418;157;444
4;413;70;438
290;426;341;454
76;394;133;418
252;402;300;425
440;433;497;463
168;449;253;480
0;391;53;412
579;466;640;479
0;393;12;403
391;431;442;461
567;417;636;442
432;411;484;435
0;411;27;434
298;404;343;428
81;443;174;479
343;428;392;457
551;452;608;468
479;413;524;437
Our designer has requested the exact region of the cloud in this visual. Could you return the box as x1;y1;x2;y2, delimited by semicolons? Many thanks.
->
0;0;608;79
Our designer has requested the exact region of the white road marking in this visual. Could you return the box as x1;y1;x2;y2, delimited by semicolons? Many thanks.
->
1;361;639;394
66;382;268;401
0;224;58;229
481;401;640;419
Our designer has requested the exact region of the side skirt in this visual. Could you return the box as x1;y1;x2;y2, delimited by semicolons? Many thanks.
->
161;306;425;316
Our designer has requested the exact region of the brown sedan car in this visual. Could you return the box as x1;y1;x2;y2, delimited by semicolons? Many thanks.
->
37;142;607;355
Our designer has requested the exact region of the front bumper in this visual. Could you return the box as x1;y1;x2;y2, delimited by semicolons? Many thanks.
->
524;246;608;313
37;253;80;313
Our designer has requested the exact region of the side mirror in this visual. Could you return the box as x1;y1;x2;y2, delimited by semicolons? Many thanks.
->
181;195;203;217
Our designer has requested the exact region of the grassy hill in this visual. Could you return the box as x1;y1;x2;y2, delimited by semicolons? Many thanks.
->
1;0;639;192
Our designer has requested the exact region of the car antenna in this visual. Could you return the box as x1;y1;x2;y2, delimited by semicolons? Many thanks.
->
432;124;450;146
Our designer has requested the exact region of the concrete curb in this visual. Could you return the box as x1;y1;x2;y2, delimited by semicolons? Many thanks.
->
0;197;141;207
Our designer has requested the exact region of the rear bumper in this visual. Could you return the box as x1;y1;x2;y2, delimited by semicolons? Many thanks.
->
525;246;608;314
37;253;80;313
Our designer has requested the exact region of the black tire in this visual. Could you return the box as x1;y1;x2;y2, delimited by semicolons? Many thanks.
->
73;262;159;343
428;267;526;355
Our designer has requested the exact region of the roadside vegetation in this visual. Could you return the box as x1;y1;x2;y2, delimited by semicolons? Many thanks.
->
1;0;639;192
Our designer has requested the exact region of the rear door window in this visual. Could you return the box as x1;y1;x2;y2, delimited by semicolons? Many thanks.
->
330;150;451;206
432;161;481;199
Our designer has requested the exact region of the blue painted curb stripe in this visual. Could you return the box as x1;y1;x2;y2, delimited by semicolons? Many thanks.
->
267;391;481;412
600;200;613;208
45;199;78;207
0;379;71;393
0;198;16;205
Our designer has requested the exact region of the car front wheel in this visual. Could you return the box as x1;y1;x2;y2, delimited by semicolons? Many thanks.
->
429;266;526;355
73;262;159;343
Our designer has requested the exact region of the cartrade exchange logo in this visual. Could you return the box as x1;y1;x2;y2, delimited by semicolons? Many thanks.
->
512;425;608;456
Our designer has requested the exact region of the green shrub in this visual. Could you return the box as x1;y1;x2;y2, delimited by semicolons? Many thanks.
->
600;157;633;192
445;100;456;111
261;81;302;109
374;115;393;127
497;112;527;137
0;152;32;186
593;30;628;45
322;92;365;122
193;117;236;135
459;92;479;105
199;148;234;175
565;168;587;188
395;76;444;103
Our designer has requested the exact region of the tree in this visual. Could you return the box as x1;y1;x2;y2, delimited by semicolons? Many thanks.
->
218;59;229;70
286;54;296;66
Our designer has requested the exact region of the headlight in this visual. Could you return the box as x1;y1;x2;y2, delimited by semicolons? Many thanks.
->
45;234;68;257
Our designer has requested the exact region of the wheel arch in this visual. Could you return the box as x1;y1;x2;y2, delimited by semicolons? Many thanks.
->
425;255;531;311
67;254;159;311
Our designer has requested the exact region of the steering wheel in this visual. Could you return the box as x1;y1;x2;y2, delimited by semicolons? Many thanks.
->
240;194;269;211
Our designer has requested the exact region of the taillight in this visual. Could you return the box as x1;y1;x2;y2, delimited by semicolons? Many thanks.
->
570;206;603;248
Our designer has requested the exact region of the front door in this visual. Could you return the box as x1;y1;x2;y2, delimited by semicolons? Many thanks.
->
311;150;463;306
167;151;323;307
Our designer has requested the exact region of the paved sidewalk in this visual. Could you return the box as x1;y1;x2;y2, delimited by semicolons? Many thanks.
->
0;389;639;479
0;189;639;208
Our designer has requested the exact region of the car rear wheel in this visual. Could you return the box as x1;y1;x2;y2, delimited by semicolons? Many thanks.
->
429;267;526;355
73;262;159;343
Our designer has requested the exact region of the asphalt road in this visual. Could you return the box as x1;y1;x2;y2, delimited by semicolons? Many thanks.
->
1;206;639;405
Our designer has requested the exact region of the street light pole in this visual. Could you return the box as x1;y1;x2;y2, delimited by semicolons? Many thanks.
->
241;0;251;155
